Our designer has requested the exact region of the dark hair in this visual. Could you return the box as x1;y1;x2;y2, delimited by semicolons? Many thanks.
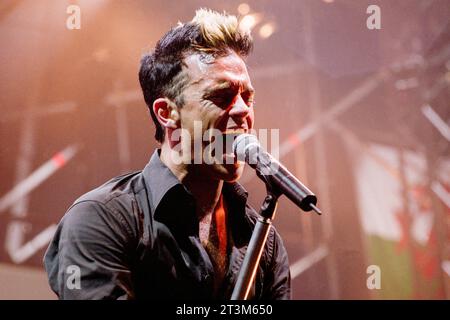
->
138;10;253;143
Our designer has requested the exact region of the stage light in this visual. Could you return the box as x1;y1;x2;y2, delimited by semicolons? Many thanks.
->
259;22;276;39
238;3;250;15
239;13;262;32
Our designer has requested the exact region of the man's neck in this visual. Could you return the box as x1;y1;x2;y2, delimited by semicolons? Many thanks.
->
160;144;223;220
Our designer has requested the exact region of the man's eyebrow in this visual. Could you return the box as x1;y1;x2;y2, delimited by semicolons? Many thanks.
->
206;80;255;94
207;82;232;92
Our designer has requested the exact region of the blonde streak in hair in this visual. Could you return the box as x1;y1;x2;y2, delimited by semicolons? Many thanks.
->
192;8;239;50
212;16;238;45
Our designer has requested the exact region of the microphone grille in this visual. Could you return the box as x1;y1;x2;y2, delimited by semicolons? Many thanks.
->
232;134;259;161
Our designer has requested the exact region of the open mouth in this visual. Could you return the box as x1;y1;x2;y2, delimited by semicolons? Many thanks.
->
202;128;247;165
222;129;246;151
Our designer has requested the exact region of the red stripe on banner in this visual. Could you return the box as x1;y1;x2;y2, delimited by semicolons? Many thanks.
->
288;134;300;147
52;152;66;168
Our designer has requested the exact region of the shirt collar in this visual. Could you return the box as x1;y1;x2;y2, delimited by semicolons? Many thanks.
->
222;180;249;205
142;149;251;235
142;149;189;215
222;181;253;244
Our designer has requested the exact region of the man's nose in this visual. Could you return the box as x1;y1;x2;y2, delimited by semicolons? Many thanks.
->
228;95;249;122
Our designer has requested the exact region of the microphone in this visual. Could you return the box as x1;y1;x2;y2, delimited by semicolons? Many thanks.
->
233;134;322;215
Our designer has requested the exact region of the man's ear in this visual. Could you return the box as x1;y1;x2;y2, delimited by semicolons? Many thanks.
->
153;98;179;129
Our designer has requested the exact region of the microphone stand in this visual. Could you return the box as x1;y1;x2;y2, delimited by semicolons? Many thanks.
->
231;185;281;300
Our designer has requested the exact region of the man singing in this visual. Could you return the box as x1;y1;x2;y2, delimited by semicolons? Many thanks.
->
44;8;291;300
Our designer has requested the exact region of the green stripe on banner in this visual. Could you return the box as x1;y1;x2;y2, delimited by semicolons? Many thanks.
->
367;235;414;299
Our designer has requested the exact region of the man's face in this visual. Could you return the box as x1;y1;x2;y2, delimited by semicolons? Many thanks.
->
176;50;255;182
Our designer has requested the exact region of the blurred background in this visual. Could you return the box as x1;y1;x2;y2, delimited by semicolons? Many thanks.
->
0;0;449;299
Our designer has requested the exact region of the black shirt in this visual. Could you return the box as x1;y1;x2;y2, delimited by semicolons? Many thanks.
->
44;150;291;299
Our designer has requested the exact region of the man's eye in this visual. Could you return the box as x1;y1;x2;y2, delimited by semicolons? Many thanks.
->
241;91;254;107
211;95;234;107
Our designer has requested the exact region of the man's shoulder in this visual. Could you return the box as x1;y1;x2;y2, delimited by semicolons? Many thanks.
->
73;170;145;208
62;170;147;230
57;170;148;242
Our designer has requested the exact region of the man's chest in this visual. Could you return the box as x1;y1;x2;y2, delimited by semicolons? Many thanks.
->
199;218;229;284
